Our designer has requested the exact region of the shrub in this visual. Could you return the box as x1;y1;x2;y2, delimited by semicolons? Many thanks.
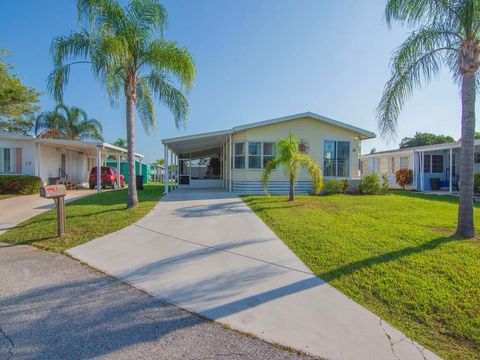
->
0;175;43;195
359;173;382;194
474;173;480;194
381;173;390;192
323;179;344;195
395;169;413;189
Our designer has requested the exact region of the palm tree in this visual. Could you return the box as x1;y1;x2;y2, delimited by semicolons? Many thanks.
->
378;0;480;238
48;0;195;208
113;138;127;148
262;133;323;201
34;104;103;141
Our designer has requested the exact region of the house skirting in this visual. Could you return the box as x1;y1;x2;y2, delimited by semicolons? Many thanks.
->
228;179;360;195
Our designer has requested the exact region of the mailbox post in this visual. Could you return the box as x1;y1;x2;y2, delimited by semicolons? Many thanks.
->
40;184;67;237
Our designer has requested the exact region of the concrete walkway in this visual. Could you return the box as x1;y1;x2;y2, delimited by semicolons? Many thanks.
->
0;190;96;235
68;189;441;360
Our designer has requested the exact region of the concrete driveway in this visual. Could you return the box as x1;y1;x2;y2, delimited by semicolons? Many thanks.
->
68;189;441;360
0;190;96;235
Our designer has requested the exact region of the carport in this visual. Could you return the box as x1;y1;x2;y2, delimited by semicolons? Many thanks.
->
162;129;232;194
34;138;144;192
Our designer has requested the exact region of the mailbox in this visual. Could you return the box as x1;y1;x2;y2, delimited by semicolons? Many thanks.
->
40;184;67;199
40;184;67;237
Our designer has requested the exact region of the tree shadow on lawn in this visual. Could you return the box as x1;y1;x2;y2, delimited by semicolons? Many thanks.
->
317;234;461;282
391;190;480;208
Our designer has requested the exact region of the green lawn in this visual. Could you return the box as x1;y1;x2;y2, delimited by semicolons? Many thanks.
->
0;183;164;252
242;191;480;360
0;194;16;200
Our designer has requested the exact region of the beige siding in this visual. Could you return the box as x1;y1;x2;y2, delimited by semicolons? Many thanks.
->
230;117;362;182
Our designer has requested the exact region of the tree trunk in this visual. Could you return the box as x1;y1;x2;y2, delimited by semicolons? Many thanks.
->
289;173;295;201
126;93;139;208
456;73;476;238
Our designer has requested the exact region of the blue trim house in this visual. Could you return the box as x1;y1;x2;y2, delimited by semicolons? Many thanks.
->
361;139;480;192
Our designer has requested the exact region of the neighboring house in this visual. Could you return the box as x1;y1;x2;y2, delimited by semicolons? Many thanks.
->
105;160;151;184
360;139;480;192
162;112;376;194
0;130;144;191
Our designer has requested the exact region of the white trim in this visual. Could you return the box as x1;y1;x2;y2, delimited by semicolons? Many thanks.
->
233;112;375;139
449;148;453;193
229;134;232;192
161;112;376;148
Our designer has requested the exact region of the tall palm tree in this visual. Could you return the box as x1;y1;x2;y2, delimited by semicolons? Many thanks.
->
48;0;195;208
262;133;323;201
378;0;480;238
35;104;103;141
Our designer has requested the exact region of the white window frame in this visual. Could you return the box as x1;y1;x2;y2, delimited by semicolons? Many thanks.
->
0;148;16;174
399;156;409;170
323;140;351;178
262;142;275;168
247;142;262;169
234;142;246;169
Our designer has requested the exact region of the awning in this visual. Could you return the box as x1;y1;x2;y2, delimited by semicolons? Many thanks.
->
35;138;144;159
162;129;232;154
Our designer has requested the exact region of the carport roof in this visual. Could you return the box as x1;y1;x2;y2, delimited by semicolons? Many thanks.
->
35;138;145;158
162;111;376;154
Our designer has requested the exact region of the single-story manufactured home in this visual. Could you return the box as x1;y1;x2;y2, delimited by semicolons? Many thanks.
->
0;130;144;192
360;139;480;192
162;112;376;194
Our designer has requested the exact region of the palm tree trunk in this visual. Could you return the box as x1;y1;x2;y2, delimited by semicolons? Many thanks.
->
289;173;295;201
456;73;476;238
126;93;139;208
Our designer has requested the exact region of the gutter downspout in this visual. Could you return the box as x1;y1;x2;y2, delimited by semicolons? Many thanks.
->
229;134;232;192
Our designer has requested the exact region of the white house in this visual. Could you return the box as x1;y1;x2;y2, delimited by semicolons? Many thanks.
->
0;130;144;192
360;139;480;192
161;112;376;194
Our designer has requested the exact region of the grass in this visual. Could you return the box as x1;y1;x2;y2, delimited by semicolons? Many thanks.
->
0;183;164;252
0;194;15;200
242;191;480;360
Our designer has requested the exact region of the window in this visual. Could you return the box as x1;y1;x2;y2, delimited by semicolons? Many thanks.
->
263;142;275;168
234;143;245;169
391;157;395;173
0;148;15;174
423;155;431;173
323;140;350;177
475;153;480;164
248;142;261;169
432;155;443;173
400;157;409;170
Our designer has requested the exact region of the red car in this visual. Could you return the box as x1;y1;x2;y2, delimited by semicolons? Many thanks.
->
89;166;125;189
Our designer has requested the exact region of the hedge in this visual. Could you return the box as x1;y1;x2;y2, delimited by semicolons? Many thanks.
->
0;175;43;195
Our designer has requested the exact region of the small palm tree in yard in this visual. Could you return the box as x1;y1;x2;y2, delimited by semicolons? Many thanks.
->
35;104;103;141
48;0;195;208
262;133;323;201
378;0;480;238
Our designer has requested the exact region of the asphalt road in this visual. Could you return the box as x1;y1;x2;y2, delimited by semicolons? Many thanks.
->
0;243;314;360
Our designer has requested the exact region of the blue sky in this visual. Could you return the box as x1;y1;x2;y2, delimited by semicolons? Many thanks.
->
0;0;473;162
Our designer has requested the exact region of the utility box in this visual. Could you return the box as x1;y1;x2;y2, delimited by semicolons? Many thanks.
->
40;184;67;237
40;185;67;199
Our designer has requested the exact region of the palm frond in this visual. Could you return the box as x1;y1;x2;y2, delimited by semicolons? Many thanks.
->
145;70;188;129
385;0;459;28
294;153;323;195
136;78;155;133
261;157;281;195
141;39;196;90
127;0;167;37
377;45;452;136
